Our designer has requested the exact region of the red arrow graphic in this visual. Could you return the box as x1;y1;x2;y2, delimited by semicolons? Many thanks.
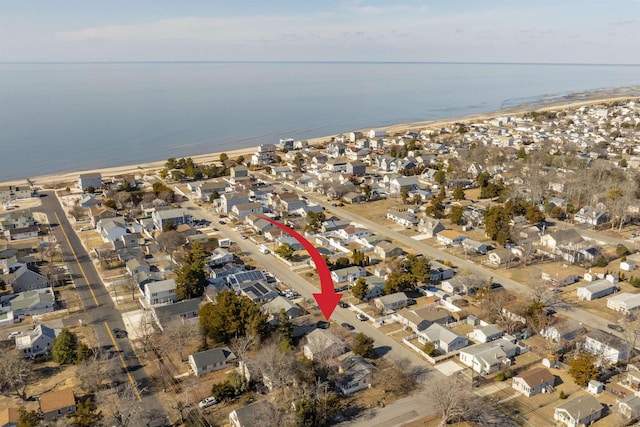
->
259;216;342;320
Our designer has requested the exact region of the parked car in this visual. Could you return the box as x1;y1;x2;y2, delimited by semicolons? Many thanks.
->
338;301;349;309
608;324;624;333
198;397;217;408
79;226;94;231
356;313;368;321
7;331;23;339
112;328;128;339
341;322;355;331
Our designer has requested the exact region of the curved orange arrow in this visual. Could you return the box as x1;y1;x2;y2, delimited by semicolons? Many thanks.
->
259;216;342;320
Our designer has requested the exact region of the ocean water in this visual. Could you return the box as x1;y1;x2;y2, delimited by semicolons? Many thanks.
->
0;62;639;181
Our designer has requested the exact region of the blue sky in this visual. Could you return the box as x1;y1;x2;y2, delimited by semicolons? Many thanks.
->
1;1;638;63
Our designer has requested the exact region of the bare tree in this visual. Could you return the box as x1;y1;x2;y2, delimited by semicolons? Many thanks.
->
230;334;256;380
429;373;485;426
0;350;31;401
99;383;143;427
483;291;527;334
162;320;198;362
248;338;297;393
77;349;119;394
156;230;186;255
69;202;84;221
124;277;139;302
133;310;158;354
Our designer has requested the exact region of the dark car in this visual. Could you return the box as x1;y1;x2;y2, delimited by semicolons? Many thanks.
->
341;322;355;331
218;220;226;225
112;328;128;339
407;299;417;306
338;301;349;308
608;323;624;333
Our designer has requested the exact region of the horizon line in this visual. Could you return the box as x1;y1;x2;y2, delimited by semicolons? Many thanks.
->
1;60;640;67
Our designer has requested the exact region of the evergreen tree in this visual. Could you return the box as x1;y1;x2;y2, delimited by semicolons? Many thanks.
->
52;328;79;364
351;278;369;301
176;241;208;300
353;333;375;358
199;291;269;344
70;398;103;427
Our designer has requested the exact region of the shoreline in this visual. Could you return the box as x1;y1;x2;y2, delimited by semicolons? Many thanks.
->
2;87;639;189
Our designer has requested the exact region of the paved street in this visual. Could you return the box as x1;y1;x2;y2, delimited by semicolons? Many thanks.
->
39;191;168;426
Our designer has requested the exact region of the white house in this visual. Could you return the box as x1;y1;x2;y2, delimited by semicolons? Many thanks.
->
10;290;55;319
386;210;419;227
303;329;347;361
231;202;264;221
189;347;236;376
541;319;585;343
368;129;386;139
511;367;555;397
335;355;376;395
144;279;178;306
331;266;367;284
488;249;515;266
584;329;628;365
459;340;517;374
418;323;468;353
152;208;193;231
621;260;637;271
472;324;504;343
576;279;617;301
374;292;410;313
15;324;57;358
77;173;102;191
618;395;640;420
436;230;467;246
97;217;128;243
607;292;640;315
574;206;608;227
461;239;489;255
554;395;603;427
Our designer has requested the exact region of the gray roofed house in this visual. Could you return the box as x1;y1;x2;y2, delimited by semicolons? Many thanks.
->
386;210;419;227
238;280;278;303
144;279;177;306
374;292;410;314
577;279;617;301
152;298;200;331
584;329;629;364
472;324;504;343
229;400;275;427
540;228;584;250
418;216;446;238
125;258;150;276
418;323;468;353
541;319;585;343
619;395;640;419
459;340;518;374
263;296;305;320
303;329;347;361
374;241;405;259
8;263;48;293
97;217;128;243
330;266;367;284
554;395;603;426
189;346;237;376
336;355;377;395
10;290;55;319
15;323;57;357
151;208;193;231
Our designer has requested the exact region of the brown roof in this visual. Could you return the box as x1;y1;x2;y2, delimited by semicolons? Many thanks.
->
516;367;555;388
39;388;75;413
0;408;20;425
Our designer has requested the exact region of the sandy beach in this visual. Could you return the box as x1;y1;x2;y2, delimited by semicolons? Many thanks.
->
2;87;638;190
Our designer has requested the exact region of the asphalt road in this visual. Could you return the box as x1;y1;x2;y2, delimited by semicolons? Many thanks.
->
39;191;168;426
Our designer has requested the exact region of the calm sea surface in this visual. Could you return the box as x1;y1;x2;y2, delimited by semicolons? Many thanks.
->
1;62;639;181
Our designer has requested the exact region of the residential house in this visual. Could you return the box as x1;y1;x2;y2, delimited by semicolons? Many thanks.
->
577;279;617;301
607;293;640;315
231;202;264;221
368;129;386;139
77;172;102;190
374;292;410;313
418;217;446;238
152;298;200;331
618;395;640;420
342;192;364;204
144;279;177;306
40;388;77;421
336;225;372;241
459;340;517;374
389;176;420;195
10;290;55;319
189;347;237;376
429;260;455;282
540;229;583;251
488;249;516;266
584;329;629;365
15;324;57;357
472;324;504;343
230;165;251;182
97;217;128;243
208;248;235;267
541;319;585;343
359;275;386;300
386;210;419;227
512;367;555;397
263;296;305;320
374;241;405;259
574;206;608;226
227;270;269;291
462;239;489;255
125;258;151;276
396;307;451;332
89;205;117;226
7;264;48;293
303;329;347;361
336;355;376;395
436;230;467;246
151;208;192;231
0;249;18;274
346;161;366;176
194;180;227;200
331;266;367;284
0;211;38;241
238;280;279;303
418;323;468;353
229;401;274;427
220;193;251;214
441;276;482;295
554;395;603;427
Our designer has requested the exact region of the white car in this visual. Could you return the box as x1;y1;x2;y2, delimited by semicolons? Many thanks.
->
80;226;94;231
7;331;23;339
198;397;217;408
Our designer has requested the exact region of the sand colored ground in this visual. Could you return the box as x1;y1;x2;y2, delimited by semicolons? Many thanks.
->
2;88;638;189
